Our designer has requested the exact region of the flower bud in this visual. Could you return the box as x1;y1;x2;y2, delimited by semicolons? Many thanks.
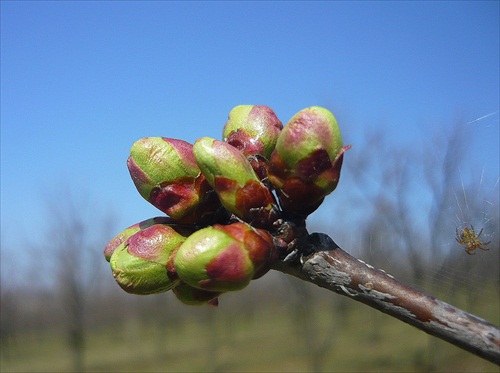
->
216;222;276;279
193;137;278;227
109;223;187;295
172;282;222;306
174;222;275;292
104;217;173;262
268;106;348;216
127;137;221;224
223;105;283;159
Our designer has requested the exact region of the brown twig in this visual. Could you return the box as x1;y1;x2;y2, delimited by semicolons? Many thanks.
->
271;232;500;365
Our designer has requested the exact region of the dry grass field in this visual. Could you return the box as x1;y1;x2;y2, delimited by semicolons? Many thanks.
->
2;276;498;373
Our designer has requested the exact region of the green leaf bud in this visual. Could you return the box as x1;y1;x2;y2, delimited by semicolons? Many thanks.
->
174;222;275;292
109;223;188;295
104;217;175;262
193;137;278;227
127;137;222;224
223;105;283;159
218;222;276;279
172;282;222;306
269;106;349;216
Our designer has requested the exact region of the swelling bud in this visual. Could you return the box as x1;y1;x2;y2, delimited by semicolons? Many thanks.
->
127;137;221;224
104;217;176;262
172;282;222;306
223;105;283;159
193;137;278;227
109;223;187;295
174;222;275;292
269;106;348;216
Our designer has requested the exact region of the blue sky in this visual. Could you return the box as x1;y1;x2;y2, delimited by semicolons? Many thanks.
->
1;1;499;261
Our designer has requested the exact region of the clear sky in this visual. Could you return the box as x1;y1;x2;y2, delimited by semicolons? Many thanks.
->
1;1;499;259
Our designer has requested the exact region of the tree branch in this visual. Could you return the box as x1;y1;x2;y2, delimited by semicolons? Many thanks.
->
271;232;500;365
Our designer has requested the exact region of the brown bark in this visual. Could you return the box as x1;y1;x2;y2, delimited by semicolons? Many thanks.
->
272;232;500;365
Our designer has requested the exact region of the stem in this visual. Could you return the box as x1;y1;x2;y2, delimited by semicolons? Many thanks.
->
271;232;500;365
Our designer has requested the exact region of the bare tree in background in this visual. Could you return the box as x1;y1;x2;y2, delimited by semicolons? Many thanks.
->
41;189;115;372
287;277;337;372
338;119;498;291
0;242;19;362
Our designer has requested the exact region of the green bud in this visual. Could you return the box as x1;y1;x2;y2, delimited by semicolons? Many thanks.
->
104;217;173;262
174;222;275;292
274;107;342;167
109;223;187;295
172;282;222;306
218;222;276;279
269;107;348;216
223;105;283;159
105;220;150;262
127;137;221;224
193;137;278;227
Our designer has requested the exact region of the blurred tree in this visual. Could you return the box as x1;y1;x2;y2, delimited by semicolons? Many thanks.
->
0;244;18;362
41;188;115;372
287;277;337;372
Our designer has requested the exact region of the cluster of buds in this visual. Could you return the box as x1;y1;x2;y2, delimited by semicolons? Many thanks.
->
105;105;348;305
